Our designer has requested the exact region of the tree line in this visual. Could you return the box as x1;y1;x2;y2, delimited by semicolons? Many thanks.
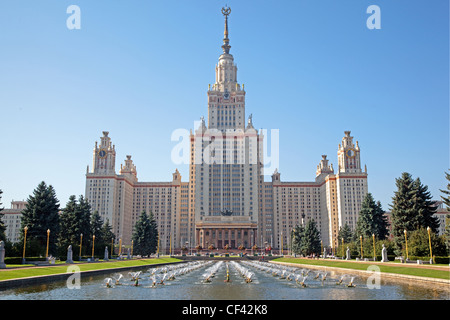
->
0;181;159;259
289;171;449;258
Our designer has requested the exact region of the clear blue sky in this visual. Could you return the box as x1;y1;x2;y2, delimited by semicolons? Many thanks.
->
0;0;448;211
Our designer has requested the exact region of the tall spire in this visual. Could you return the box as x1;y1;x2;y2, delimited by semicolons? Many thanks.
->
221;6;231;54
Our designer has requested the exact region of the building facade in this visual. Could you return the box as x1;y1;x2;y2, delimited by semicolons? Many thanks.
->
260;130;369;251
84;8;369;252
2;201;27;243
434;202;449;236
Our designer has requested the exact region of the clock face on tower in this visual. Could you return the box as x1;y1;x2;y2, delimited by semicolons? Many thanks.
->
98;149;107;159
346;148;356;158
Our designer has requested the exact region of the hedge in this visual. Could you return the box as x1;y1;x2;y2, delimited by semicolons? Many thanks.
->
407;256;450;264
336;255;449;264
4;257;47;264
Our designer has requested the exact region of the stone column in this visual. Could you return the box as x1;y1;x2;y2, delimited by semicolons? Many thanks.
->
0;241;6;269
215;229;219;249
231;229;235;248
201;229;205;248
209;229;213;249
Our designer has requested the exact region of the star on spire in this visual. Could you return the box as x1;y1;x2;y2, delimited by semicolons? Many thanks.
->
221;6;231;54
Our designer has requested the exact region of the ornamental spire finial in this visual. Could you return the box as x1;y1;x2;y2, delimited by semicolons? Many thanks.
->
221;6;231;54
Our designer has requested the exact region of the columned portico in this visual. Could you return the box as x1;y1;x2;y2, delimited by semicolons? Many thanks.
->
196;217;257;249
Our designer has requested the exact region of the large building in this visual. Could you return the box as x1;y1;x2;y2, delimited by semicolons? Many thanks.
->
84;8;369;252
2;201;27;243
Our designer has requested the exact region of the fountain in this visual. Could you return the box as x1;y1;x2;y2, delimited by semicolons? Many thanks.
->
230;261;255;283
1;259;448;300
159;273;167;285
102;259;361;292
347;277;356;288
114;274;123;285
202;261;223;283
105;278;113;288
129;271;141;281
224;263;231;282
295;275;308;288
336;275;348;285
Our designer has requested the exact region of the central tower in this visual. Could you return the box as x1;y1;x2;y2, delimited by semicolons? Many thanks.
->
207;6;246;130
191;7;262;250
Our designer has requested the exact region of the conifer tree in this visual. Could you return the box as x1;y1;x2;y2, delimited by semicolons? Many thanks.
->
302;219;321;255
20;181;60;255
291;225;305;255
58;195;79;256
77;195;92;255
90;211;103;256
439;170;450;210
356;193;377;238
132;210;158;257
338;223;353;244
390;173;439;255
445;216;450;252
413;178;439;232
374;200;389;240
148;211;158;253
439;170;450;251
100;218;115;253
390;173;418;254
356;193;389;239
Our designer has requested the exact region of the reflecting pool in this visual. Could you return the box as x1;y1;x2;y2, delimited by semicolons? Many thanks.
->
0;260;448;300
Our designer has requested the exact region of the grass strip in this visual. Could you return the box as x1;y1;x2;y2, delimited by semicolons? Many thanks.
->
0;258;181;281
273;258;450;280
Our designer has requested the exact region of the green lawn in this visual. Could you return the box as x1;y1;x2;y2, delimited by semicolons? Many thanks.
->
273;258;450;280
0;257;181;281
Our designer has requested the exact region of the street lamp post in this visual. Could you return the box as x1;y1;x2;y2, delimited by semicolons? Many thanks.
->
280;232;283;256
22;226;28;264
131;240;134;257
79;233;83;261
321;240;323;258
404;229;409;261
360;235;363;259
250;230;254;255
46;229;50;259
342;238;344;259
427;226;433;264
288;228;292;256
92;235;95;259
372;234;376;261
157;235;160;257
